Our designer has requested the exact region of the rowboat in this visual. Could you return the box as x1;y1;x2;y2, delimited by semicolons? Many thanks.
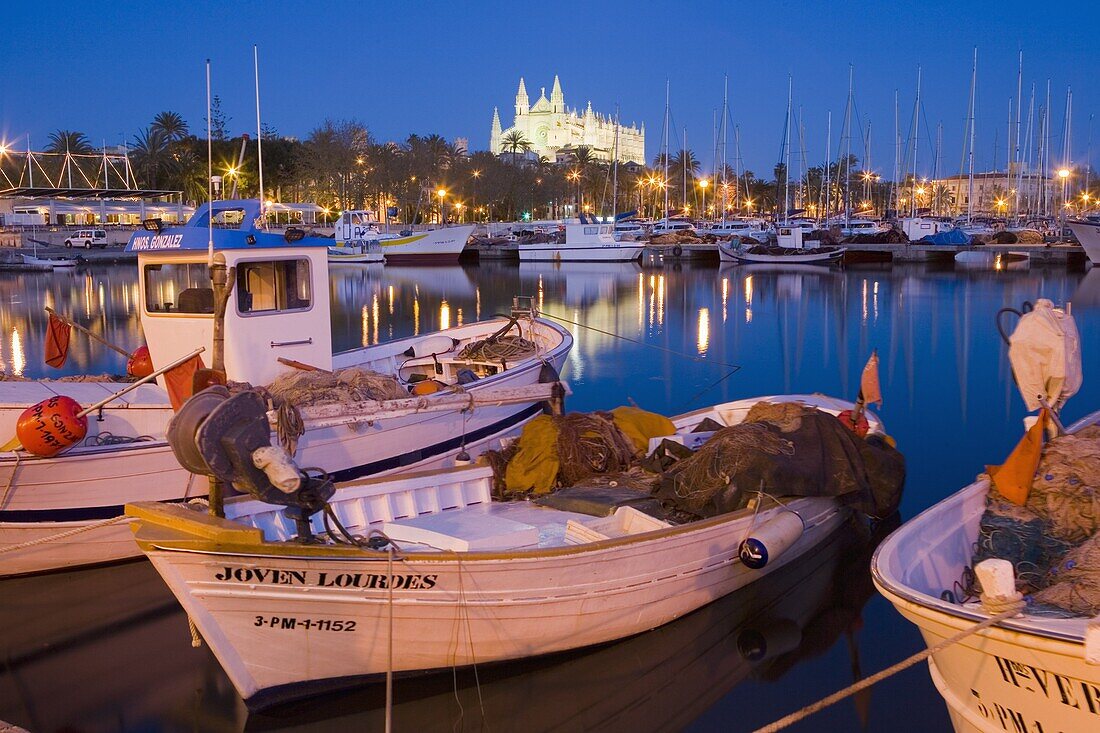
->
128;393;892;707
873;299;1098;733
0;199;572;577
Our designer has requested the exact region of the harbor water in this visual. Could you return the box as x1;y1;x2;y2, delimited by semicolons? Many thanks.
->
2;259;1099;731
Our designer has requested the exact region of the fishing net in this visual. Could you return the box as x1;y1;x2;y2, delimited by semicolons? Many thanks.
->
457;334;538;363
653;404;906;520
1032;533;1100;616
1025;426;1100;543
265;366;407;407
973;490;1073;593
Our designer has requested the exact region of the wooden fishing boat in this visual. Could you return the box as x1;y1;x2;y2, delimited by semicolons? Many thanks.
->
718;229;845;265
0;199;572;577
874;299;1098;733
128;393;887;707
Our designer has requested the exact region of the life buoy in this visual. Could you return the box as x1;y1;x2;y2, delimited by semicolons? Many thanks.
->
411;379;445;396
672;245;683;257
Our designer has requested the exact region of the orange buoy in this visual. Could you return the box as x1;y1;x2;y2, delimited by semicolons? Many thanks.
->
127;345;154;378
411;380;444;396
16;396;88;457
838;409;870;437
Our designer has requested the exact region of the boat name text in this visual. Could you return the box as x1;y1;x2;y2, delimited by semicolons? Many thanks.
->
214;566;438;589
991;654;1100;715
130;234;185;251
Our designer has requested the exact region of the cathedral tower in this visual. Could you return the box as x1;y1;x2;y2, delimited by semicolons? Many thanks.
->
515;78;529;116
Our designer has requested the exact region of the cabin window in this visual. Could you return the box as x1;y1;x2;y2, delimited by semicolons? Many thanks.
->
584;226;598;235
236;259;311;315
143;262;215;314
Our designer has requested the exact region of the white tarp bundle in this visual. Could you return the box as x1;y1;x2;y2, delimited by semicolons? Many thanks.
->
1008;299;1083;411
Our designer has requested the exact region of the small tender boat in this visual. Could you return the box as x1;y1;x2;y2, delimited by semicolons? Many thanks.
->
0;200;571;577
327;241;384;264
517;222;644;262
129;393;891;707
874;299;1098;733
17;253;79;271
718;227;845;265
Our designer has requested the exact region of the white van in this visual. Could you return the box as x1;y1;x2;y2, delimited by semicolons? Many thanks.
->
64;229;109;249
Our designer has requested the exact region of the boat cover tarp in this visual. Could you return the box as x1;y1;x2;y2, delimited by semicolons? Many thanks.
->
1007;298;1082;411
918;228;971;245
652;403;905;520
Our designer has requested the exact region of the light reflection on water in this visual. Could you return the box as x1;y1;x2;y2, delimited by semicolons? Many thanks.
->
1;261;1098;732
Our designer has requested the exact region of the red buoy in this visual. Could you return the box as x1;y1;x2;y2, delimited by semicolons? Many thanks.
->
16;396;88;457
838;409;870;437
127;345;154;378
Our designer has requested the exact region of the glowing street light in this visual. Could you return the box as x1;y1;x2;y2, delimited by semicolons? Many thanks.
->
698;178;709;219
437;188;447;224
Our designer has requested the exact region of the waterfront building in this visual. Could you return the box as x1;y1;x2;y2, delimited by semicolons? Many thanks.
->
489;76;644;165
924;166;1054;216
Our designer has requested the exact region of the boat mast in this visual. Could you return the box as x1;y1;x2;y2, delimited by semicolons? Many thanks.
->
682;126;688;213
612;105;619;219
784;74;792;225
911;66;922;218
825;110;832;223
1013;50;1023;220
254;45;265;226
843;64;853;228
798;106;806;219
206;59;214;267
892;89;899;215
966;47;977;224
663;79;670;222
1024;86;1035;216
721;75;729;222
934;122;943;215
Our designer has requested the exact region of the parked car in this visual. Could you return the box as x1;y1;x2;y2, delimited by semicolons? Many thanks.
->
64;229;109;249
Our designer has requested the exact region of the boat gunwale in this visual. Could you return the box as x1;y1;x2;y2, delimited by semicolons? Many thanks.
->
871;478;1090;646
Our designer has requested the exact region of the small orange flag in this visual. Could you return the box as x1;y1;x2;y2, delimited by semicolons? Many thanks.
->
164;354;206;411
988;409;1047;505
859;350;882;407
44;313;72;369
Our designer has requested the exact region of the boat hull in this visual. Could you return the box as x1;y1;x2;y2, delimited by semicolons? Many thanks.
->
1067;220;1100;265
517;244;644;262
873;479;1100;733
143;496;848;704
719;244;846;264
380;225;475;263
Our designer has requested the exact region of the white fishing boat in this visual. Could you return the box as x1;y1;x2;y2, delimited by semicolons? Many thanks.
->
0;199;572;577
127;392;896;707
517;222;644;262
874;299;1100;733
1066;218;1100;265
380;225;476;263
327;241;384;264
718;227;846;265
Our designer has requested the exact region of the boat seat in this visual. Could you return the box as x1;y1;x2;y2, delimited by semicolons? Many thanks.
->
382;505;538;552
177;287;215;313
533;484;666;519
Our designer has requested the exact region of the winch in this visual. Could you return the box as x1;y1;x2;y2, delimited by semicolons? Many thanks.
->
167;387;334;540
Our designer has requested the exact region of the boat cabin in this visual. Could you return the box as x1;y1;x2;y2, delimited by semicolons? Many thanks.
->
334;210;381;245
776;225;806;249
127;200;335;387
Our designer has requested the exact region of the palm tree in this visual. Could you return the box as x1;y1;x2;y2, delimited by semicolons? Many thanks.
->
46;130;92;154
500;130;531;165
151;111;189;142
130;127;170;188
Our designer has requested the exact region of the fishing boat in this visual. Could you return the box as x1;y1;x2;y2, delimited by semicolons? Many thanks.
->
698;218;770;241
873;299;1099;733
0;199;572;577
327;240;384;264
517;221;644;262
718;227;846;265
127;392;897;707
379;225;476;263
1066;218;1100;265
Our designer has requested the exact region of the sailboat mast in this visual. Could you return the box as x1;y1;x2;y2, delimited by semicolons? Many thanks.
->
911;66;922;217
934;122;943;215
663;79;670;221
843;64;853;227
784;74;792;225
254;45;265;225
825;110;832;222
206;59;214;267
967;47;977;224
892;89;899;215
683;126;688;212
1013;49;1023;219
721;75;729;221
612;105;619;219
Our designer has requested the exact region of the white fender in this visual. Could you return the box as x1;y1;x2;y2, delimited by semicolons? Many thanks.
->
738;510;804;569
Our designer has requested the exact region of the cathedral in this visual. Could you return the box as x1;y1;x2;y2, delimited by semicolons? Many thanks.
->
489;76;645;165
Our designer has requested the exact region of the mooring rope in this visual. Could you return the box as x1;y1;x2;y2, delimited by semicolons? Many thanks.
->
752;601;1026;732
0;514;131;553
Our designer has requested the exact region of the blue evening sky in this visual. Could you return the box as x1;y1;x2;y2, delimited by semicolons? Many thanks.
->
0;0;1095;177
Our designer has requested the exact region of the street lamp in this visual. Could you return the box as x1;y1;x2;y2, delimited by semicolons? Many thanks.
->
698;178;709;220
1058;169;1070;240
437;188;447;224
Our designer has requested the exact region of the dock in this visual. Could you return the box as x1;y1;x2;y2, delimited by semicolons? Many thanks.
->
841;242;1085;264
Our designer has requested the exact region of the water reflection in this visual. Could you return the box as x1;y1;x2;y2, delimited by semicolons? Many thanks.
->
1;260;1097;731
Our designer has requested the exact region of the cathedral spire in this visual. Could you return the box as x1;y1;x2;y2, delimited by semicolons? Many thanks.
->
515;77;529;115
490;106;503;153
550;74;564;112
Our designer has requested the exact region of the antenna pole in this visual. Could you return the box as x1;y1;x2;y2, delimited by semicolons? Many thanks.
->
206;59;213;267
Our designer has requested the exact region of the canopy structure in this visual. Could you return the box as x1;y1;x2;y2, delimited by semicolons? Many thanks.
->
0;187;181;199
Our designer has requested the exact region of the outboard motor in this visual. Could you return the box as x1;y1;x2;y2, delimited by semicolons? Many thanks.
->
167;387;334;540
